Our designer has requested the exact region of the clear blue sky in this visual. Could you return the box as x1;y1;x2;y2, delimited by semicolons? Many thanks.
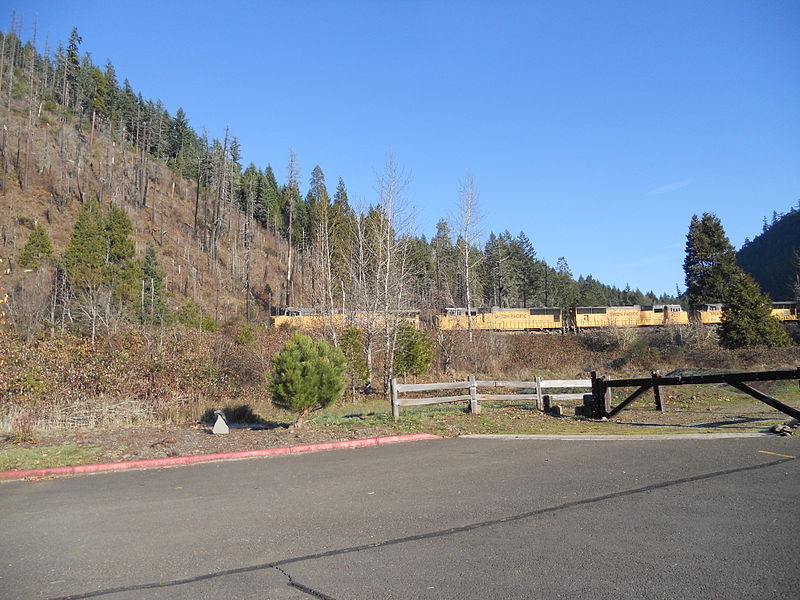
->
12;0;800;296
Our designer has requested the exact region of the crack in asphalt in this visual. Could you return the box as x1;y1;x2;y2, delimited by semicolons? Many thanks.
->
274;565;339;600
48;456;794;600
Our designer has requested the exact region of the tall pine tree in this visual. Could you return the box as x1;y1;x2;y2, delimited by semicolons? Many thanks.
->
64;198;107;288
105;204;143;305
683;213;739;308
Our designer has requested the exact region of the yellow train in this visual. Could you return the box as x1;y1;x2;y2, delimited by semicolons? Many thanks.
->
436;304;691;331
570;305;688;329
272;307;421;330
273;302;798;332
693;301;798;325
437;307;563;331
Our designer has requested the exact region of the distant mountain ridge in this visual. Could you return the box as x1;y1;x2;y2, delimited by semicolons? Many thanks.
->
737;208;800;300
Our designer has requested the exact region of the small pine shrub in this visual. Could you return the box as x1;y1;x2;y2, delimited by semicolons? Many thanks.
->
267;333;346;427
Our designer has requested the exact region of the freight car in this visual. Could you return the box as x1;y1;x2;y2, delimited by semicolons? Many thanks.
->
272;307;421;330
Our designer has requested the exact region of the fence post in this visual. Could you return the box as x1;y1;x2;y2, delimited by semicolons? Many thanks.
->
602;376;612;418
652;370;665;412
469;375;480;414
589;371;600;418
391;378;399;421
535;376;544;411
591;372;611;419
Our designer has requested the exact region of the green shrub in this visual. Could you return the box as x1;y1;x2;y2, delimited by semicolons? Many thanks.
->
174;300;218;332
394;323;435;378
720;272;792;349
340;326;369;400
267;333;346;427
234;323;256;346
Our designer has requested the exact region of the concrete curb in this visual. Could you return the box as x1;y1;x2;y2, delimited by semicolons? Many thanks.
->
0;433;441;481
460;433;776;441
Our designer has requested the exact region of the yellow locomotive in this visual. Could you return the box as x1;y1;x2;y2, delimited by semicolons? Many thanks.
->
437;307;563;331
570;304;689;329
694;301;798;325
771;301;798;321
272;301;798;332
272;307;421;330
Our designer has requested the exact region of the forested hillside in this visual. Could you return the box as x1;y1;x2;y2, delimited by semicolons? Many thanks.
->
737;206;800;301
0;24;673;345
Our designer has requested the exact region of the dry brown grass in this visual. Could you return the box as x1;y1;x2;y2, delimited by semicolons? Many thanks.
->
2;323;798;435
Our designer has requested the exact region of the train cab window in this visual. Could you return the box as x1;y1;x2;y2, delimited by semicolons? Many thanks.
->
446;307;477;317
575;307;607;315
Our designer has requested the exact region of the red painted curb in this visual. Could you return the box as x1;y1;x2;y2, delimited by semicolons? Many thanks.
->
0;433;441;481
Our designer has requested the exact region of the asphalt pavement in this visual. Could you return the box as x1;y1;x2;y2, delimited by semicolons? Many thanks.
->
1;436;798;599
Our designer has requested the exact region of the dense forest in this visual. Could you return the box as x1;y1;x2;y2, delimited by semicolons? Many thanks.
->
737;206;800;301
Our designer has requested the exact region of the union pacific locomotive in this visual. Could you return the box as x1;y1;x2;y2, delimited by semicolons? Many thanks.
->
272;302;798;332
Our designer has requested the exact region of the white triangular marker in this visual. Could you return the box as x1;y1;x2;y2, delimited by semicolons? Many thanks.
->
212;412;229;435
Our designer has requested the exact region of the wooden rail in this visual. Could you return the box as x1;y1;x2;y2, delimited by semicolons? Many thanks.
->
587;368;800;420
391;377;591;420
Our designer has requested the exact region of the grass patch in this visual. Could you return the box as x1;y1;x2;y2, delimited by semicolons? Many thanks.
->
311;391;795;438
0;443;102;471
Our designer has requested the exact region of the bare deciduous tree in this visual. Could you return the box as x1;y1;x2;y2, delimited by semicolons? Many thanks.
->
456;174;482;342
348;155;414;393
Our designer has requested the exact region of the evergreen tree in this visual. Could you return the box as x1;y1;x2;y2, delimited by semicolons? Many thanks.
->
17;225;55;270
268;333;347;427
514;231;539;307
393;322;435;378
141;244;166;325
340;326;369;401
167;107;191;172
431;219;456;308
103;59;118;123
105;204;143;304
330;177;355;297
684;213;739;308
308;165;330;243
737;209;800;300
719;271;792;348
64;198;109;344
552;257;578;308
64;198;106;287
793;249;800;302
405;236;434;306
260;165;281;230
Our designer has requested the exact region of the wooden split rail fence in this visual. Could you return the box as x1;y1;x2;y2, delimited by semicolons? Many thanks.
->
390;376;592;420
391;368;800;423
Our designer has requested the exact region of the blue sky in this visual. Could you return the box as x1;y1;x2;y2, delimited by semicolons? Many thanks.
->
11;0;800;296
